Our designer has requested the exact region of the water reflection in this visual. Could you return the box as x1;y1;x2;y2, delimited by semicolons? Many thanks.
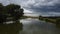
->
0;22;23;34
20;18;60;34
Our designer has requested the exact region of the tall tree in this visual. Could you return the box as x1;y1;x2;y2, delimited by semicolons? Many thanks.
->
0;3;7;23
6;4;24;23
0;3;24;23
0;3;3;13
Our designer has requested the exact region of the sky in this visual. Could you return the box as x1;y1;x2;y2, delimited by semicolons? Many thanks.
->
0;0;60;16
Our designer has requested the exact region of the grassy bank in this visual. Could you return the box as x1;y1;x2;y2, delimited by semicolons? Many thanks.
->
39;16;60;25
0;22;23;34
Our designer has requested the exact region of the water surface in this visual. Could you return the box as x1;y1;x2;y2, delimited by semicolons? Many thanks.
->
1;18;60;34
20;18;60;34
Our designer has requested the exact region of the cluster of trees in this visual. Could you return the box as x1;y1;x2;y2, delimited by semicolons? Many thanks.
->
0;3;24;24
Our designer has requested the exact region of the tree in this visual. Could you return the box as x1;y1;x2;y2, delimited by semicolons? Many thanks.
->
0;3;7;23
6;4;24;23
0;3;4;13
0;3;24;24
6;4;24;20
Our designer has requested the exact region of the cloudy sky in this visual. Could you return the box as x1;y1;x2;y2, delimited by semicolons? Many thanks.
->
0;0;60;16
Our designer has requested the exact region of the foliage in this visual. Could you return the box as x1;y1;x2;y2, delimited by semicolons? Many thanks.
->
5;4;24;21
0;3;24;23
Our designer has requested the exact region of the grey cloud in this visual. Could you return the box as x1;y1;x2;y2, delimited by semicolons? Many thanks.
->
0;0;60;16
22;0;60;16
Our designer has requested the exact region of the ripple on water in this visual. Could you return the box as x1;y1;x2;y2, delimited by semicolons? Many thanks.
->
20;18;60;34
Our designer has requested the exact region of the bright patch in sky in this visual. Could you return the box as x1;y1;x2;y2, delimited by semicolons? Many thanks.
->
24;9;33;13
24;9;39;17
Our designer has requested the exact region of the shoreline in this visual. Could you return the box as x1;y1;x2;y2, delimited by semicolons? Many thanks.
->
39;16;60;25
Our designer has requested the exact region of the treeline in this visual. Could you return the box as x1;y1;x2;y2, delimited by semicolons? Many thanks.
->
0;3;24;24
39;15;60;25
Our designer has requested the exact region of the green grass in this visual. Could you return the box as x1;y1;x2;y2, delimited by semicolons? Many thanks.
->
0;22;23;34
39;17;60;24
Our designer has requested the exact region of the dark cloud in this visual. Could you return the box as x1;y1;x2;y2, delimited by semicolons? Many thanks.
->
0;0;60;16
